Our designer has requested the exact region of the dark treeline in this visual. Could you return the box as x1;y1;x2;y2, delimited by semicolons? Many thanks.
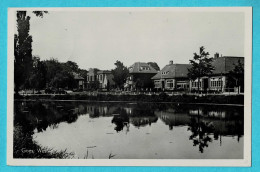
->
19;56;88;92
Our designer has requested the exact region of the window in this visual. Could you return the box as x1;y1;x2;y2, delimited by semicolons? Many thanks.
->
140;66;150;70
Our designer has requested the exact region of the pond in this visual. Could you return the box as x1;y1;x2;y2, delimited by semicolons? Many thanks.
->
14;101;244;159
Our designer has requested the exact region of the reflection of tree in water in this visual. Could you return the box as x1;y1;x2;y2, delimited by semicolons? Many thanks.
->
14;101;80;133
111;108;129;132
111;105;158;132
188;116;214;153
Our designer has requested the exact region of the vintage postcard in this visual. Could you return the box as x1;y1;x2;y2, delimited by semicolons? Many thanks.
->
7;7;252;166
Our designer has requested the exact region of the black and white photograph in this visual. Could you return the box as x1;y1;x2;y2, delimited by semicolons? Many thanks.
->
7;7;252;166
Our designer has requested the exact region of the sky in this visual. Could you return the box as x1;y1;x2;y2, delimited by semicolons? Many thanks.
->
25;9;245;71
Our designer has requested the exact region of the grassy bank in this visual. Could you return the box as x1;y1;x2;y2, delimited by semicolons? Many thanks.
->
15;93;244;105
14;125;74;159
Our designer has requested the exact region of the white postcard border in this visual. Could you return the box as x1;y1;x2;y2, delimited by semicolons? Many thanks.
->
7;7;252;166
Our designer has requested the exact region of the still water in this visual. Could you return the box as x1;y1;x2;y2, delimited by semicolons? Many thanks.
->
14;101;244;159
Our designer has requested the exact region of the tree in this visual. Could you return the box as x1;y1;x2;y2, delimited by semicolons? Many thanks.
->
14;11;48;94
64;61;79;73
147;62;160;71
187;46;214;92
111;61;129;89
27;56;47;92
43;58;77;89
78;69;88;80
227;60;244;94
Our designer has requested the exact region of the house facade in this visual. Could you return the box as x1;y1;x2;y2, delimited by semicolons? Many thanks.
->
125;62;158;91
151;61;191;91
189;55;244;93
73;72;85;90
96;70;115;91
86;68;99;90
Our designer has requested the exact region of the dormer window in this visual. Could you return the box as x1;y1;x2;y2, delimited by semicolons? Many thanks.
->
140;66;150;70
162;71;169;75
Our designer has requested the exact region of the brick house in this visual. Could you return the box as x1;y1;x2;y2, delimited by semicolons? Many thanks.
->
189;55;244;93
151;61;191;91
125;62;158;91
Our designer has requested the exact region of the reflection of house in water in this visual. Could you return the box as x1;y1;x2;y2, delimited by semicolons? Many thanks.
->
189;109;203;116
189;109;226;119
130;116;158;128
86;104;117;118
110;106;159;131
124;106;158;128
156;107;243;139
155;109;191;130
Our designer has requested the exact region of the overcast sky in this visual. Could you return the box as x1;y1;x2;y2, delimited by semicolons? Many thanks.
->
26;9;245;70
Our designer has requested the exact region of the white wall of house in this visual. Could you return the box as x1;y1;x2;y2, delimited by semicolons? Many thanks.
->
154;79;189;90
190;76;226;92
165;79;175;90
208;76;226;92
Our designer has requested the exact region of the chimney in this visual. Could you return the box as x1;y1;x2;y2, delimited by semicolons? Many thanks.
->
169;60;173;65
214;53;219;59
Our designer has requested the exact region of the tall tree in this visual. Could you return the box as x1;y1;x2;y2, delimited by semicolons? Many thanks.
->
111;60;129;89
187;46;214;92
14;11;48;94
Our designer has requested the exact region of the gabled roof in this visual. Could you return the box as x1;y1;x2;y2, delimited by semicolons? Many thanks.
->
97;70;112;74
151;64;191;80
129;62;158;74
212;56;244;74
73;72;84;80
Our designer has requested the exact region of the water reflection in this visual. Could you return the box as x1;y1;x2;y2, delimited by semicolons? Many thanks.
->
14;101;244;159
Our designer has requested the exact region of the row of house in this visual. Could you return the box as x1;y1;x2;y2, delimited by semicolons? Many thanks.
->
73;53;244;93
124;54;244;93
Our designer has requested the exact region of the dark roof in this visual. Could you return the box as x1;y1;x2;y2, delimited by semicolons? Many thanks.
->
151;64;191;80
73;73;84;80
129;62;158;74
97;70;112;74
212;56;244;74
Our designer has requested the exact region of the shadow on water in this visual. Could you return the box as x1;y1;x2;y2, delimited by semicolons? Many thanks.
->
14;101;244;157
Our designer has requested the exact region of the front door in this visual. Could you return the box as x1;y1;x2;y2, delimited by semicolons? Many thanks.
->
161;80;165;89
203;78;208;91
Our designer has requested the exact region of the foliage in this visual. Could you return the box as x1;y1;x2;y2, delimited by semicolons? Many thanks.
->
187;46;214;91
111;60;129;89
27;56;47;91
188;116;214;153
147;62;160;71
227;60;244;93
14;11;48;94
64;61;79;73
14;124;74;159
78;69;88;80
43;59;78;89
